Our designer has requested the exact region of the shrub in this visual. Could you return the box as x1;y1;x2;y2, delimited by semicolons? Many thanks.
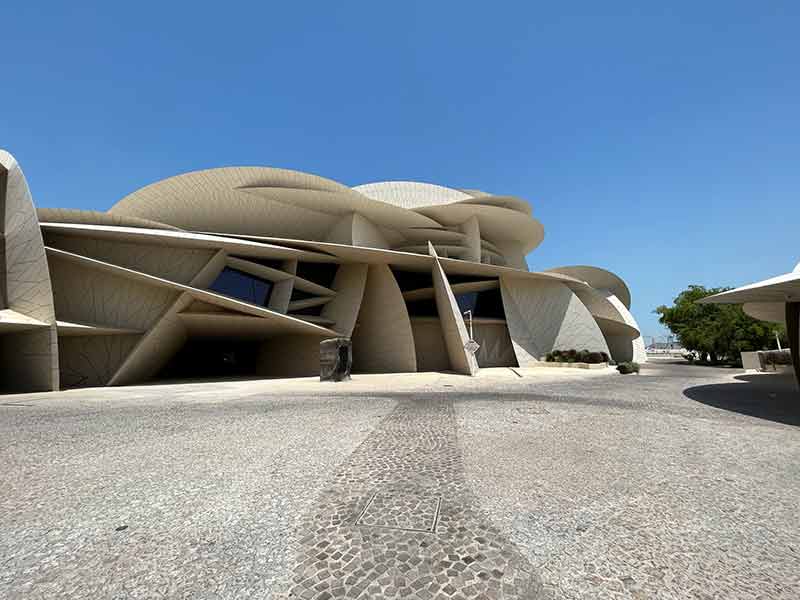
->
760;350;792;367
587;352;605;364
545;349;610;364
617;361;640;375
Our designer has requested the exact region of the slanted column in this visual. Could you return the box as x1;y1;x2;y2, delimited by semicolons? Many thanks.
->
429;243;478;375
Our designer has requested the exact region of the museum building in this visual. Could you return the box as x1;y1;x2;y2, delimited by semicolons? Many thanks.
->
0;149;646;392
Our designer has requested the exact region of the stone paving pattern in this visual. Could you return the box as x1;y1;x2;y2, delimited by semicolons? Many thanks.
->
0;363;798;599
283;399;541;599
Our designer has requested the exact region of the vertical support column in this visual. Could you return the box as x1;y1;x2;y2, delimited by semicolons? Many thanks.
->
350;264;417;373
459;215;481;263
321;263;368;337
786;301;800;389
268;259;297;313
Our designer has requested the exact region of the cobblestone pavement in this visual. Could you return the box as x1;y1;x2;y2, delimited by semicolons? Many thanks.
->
283;398;542;599
0;363;798;599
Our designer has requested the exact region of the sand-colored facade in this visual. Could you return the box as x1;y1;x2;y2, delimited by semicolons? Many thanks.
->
0;151;646;392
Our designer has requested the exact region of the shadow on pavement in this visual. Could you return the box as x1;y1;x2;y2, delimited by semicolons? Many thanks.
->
683;373;800;426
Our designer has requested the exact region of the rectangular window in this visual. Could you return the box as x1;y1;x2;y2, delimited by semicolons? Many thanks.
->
209;267;273;307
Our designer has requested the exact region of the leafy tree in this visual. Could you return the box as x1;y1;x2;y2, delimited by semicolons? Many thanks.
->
655;285;785;364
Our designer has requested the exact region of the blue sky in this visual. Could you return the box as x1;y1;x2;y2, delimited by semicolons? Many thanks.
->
3;2;799;340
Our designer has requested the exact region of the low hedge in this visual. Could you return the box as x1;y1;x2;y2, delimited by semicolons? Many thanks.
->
617;361;640;374
545;349;609;364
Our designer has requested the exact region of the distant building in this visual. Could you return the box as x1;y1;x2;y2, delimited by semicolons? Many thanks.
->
0;150;646;392
646;341;686;353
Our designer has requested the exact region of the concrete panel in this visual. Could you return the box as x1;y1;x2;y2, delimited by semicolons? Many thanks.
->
44;232;214;285
58;334;142;388
108;294;190;386
570;285;645;363
432;252;478;375
459;215;481;263
352;213;390;249
409;318;451;372
500;276;610;366
351;264;416;373
108;251;227;386
0;150;59;391
473;321;517;367
326;213;390;249
0;328;58;393
48;255;180;332
605;293;647;363
320;263;368;337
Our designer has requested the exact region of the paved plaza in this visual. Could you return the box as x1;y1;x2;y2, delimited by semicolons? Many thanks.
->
1;363;798;599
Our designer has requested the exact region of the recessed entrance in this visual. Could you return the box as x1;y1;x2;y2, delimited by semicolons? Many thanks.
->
157;339;260;380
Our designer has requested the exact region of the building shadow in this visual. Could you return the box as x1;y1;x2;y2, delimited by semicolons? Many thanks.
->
683;373;800;426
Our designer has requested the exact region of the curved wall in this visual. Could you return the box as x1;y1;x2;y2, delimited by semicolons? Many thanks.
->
0;151;59;392
500;276;610;366
351;264;417;373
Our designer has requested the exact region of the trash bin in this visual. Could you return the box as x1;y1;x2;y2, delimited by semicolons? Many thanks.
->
320;337;352;382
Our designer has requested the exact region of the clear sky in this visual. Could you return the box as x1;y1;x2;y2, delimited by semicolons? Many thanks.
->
3;2;799;340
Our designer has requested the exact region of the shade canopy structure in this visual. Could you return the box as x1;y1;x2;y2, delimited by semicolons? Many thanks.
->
0;151;646;392
701;261;800;386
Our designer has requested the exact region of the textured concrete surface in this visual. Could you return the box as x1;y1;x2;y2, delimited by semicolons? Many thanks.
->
1;363;798;599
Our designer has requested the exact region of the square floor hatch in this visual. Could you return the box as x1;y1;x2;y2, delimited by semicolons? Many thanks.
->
356;492;442;533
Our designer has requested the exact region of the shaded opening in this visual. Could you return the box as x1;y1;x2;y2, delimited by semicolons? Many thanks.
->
290;303;325;316
296;262;338;288
446;273;496;285
392;269;434;292
455;288;506;319
406;298;439;317
157;340;260;380
230;256;285;271
208;267;273;307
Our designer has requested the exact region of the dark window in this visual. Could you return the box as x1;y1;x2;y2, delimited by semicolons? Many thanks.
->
209;267;273;307
454;288;506;319
474;288;506;319
296;262;338;288
392;269;433;291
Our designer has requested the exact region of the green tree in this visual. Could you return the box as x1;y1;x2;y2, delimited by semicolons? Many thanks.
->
655;285;785;364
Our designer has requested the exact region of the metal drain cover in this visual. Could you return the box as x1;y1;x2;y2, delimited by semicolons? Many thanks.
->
356;492;442;533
